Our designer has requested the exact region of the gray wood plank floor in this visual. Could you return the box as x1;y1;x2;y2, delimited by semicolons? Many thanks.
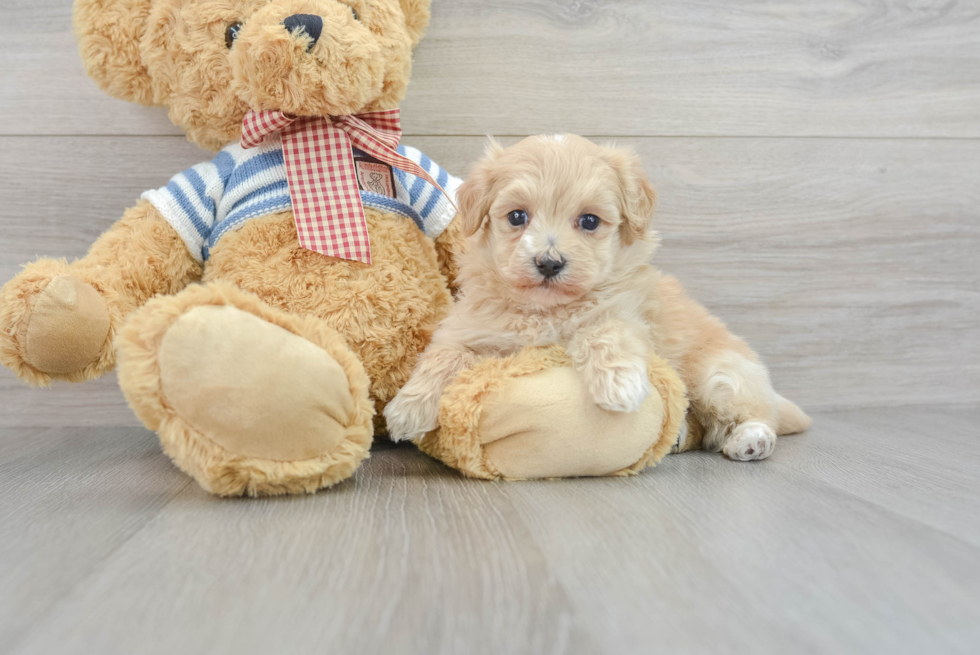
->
2;1;979;653
1;408;977;655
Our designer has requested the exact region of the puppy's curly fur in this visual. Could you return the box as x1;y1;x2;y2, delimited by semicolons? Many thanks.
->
386;135;810;461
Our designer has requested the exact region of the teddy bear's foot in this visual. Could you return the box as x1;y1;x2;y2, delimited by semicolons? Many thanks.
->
116;282;374;496
0;260;115;386
417;346;688;480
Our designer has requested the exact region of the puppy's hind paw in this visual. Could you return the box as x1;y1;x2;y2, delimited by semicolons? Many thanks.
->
723;421;776;461
589;362;651;413
383;393;440;443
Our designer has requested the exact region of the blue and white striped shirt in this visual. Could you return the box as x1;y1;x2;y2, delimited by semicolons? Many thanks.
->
142;133;462;262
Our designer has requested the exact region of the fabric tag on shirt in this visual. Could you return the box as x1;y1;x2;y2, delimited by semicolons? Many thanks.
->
353;153;396;198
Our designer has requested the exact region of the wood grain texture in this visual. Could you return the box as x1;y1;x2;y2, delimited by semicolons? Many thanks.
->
776;407;980;546
497;410;980;654
2;409;979;654
0;370;141;427
1;135;977;422
2;1;979;137
1;2;978;654
0;427;190;647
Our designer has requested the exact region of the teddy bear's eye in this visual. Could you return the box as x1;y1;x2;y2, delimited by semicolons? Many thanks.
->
336;1;359;21
225;22;243;49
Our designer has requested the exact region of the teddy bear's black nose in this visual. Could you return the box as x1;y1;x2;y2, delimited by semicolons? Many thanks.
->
283;14;323;50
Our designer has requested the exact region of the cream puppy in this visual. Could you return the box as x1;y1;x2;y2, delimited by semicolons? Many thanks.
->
385;135;810;460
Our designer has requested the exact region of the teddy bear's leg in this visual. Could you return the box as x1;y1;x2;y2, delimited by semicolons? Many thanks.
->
115;281;374;496
418;347;688;480
0;201;201;386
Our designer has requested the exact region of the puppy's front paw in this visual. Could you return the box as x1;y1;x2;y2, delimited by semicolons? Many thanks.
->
383;391;440;443
723;421;776;461
588;360;651;413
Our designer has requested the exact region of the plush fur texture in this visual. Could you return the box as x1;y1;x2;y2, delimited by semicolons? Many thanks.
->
201;209;452;406
0;201;201;386
432;215;466;293
0;0;709;495
389;135;809;461
418;345;688;480
76;0;427;150
116;282;375;496
0;0;452;496
74;0;157;105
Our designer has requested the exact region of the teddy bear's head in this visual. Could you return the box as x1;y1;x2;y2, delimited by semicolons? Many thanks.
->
75;0;431;150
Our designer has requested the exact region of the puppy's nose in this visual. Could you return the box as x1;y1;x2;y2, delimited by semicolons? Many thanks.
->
535;256;566;279
283;14;323;50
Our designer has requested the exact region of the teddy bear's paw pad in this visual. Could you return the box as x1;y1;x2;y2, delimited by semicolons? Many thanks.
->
478;367;665;479
722;421;776;461
159;304;356;462
24;275;110;375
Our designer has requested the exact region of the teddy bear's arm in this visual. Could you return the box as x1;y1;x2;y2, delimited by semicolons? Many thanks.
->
0;200;202;386
432;214;467;293
74;199;204;309
389;145;466;292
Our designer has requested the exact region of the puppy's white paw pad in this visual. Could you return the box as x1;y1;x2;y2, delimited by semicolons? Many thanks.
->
723;422;776;461
383;394;439;443
592;365;651;413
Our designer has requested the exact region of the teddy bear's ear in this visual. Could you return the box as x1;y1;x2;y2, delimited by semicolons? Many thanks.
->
73;0;156;105
600;145;658;245
398;0;432;46
457;137;505;238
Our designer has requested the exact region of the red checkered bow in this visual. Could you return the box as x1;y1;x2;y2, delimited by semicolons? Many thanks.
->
241;108;455;264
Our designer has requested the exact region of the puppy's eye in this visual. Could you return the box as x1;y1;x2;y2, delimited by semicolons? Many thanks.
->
225;22;243;49
507;210;528;227
578;214;601;231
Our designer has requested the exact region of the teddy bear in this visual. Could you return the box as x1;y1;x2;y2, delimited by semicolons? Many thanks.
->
0;0;688;496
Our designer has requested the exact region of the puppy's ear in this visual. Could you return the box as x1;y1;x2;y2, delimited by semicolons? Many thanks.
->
602;146;657;244
457;138;505;238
